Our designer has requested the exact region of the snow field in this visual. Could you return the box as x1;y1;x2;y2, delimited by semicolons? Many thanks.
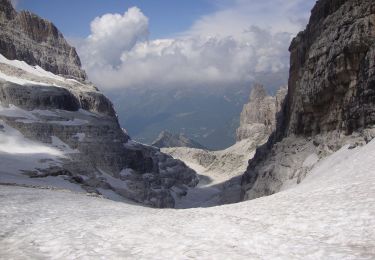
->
1;140;375;259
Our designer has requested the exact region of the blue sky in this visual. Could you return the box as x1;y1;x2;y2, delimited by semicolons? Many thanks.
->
16;0;215;39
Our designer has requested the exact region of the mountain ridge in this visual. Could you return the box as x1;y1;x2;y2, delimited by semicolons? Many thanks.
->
152;130;207;150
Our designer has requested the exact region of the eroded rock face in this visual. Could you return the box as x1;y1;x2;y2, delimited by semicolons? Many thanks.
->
0;0;86;80
241;0;375;200
236;84;287;142
286;0;375;136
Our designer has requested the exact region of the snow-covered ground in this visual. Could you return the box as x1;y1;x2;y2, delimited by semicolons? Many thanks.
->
0;53;68;88
0;54;93;93
1;139;375;259
0;54;65;82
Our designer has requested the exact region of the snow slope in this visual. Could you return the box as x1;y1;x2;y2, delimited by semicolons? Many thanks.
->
0;53;81;88
0;54;92;93
0;54;65;82
1;139;374;259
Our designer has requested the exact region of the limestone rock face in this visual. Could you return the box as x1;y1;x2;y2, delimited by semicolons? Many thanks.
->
0;0;198;208
0;0;86;80
152;130;207;150
241;0;375;200
236;84;287;142
286;0;375;136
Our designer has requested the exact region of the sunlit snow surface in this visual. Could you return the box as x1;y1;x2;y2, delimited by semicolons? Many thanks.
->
0;54;88;90
0;53;67;86
1;140;375;259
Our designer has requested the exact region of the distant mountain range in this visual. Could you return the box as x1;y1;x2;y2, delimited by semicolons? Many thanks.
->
110;85;252;150
109;72;289;151
152;130;207;150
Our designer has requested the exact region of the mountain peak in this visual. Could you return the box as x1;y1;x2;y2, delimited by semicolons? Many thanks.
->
0;0;86;80
236;84;287;142
0;0;15;20
249;83;268;102
152;131;207;150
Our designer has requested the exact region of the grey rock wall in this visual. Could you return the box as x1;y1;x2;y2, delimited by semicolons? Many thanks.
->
286;0;375;136
241;0;375;200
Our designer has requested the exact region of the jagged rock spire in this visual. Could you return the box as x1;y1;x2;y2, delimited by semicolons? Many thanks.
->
236;84;286;142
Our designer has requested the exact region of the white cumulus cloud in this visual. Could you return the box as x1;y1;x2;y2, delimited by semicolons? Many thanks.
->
81;7;149;68
78;1;316;91
186;0;313;37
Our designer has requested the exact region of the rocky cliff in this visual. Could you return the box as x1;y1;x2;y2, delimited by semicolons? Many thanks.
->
0;0;86;80
0;0;198;208
241;0;375;200
152;130;207;150
286;0;375;137
236;84;287;142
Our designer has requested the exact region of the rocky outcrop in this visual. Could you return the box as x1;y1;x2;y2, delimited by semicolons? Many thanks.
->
236;84;287;142
0;0;86;80
241;0;375;200
152;130;207;150
0;0;198;208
